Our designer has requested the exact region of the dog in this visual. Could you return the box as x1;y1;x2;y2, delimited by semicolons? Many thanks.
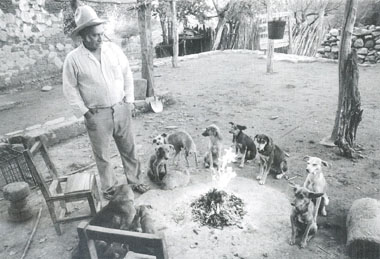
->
229;122;256;168
290;185;324;248
137;205;156;234
90;184;136;230
153;131;198;167
202;124;223;169
147;144;173;183
254;134;288;185
303;156;329;221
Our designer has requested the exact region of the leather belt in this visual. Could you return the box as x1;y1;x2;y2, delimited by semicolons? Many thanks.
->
88;97;127;114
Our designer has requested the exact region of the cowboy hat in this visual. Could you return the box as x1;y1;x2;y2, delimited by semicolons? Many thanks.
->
71;5;106;37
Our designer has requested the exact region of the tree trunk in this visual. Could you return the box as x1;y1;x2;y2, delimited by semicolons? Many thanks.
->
159;14;168;45
137;0;155;97
331;0;362;158
212;17;226;50
266;0;274;73
170;0;178;67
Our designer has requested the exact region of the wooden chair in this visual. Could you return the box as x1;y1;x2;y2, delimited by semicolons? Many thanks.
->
24;137;102;235
77;221;169;259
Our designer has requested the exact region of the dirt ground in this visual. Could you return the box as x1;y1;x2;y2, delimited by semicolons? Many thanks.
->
0;52;380;259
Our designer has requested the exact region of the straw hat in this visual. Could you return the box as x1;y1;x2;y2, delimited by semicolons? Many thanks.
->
71;5;106;37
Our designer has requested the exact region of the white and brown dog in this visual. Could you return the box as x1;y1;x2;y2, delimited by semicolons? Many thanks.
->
254;134;288;185
202;124;223;170
153;131;198;167
303;156;329;221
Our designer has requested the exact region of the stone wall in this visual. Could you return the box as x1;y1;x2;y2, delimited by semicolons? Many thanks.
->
317;25;380;64
0;0;153;92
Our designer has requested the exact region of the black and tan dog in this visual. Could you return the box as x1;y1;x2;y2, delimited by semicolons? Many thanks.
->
254;134;288;185
202;124;223;169
229;122;256;168
153;131;198;167
290;185;324;248
147;144;173;183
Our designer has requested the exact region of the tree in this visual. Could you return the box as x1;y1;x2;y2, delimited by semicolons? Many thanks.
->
331;0;363;158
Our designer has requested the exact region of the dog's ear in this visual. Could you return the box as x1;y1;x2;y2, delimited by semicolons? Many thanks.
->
254;134;259;141
303;155;310;161
267;136;273;146
161;133;167;137
307;191;324;199
229;122;234;125
237;125;247;131
321;160;329;167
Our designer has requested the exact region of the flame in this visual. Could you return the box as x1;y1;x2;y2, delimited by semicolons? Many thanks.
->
211;148;237;189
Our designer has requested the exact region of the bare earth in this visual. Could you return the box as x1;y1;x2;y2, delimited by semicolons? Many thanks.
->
0;52;380;259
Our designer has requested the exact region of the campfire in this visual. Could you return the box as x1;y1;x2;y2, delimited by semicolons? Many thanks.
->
191;148;246;228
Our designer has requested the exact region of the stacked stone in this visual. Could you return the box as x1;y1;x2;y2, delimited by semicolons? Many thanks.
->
317;25;380;64
3;182;33;222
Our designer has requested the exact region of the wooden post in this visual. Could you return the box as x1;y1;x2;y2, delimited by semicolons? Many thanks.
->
137;0;155;97
170;0;178;67
330;0;362;158
266;0;274;73
287;15;293;54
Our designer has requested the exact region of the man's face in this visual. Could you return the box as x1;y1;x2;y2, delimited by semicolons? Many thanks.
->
82;24;104;51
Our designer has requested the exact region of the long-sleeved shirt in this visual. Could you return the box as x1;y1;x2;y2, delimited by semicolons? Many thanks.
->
62;41;134;118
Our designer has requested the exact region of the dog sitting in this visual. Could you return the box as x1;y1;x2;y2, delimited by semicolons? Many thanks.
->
229;122;256;168
202;124;223;169
290;185;324;248
153;130;198;167
90;184;136;230
254;134;288;185
147;144;173;183
303;156;330;220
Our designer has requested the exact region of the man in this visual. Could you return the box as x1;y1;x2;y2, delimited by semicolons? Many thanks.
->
63;5;149;199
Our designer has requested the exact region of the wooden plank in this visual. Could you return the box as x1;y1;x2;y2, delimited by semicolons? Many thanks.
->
78;224;167;259
65;173;91;194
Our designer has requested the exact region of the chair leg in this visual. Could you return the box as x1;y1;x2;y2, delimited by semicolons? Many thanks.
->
88;194;97;216
46;201;62;235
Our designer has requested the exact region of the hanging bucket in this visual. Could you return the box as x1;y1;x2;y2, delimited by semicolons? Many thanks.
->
268;20;286;40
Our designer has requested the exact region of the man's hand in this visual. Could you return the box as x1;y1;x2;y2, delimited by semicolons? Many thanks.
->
84;110;93;120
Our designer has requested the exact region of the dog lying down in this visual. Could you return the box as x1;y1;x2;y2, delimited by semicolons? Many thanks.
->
290;184;324;248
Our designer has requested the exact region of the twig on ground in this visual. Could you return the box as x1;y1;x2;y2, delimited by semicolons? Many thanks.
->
68;154;118;175
21;207;42;259
281;125;301;138
317;245;334;256
287;176;298;181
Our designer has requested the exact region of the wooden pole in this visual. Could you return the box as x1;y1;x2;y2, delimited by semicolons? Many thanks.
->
330;0;362;157
266;0;274;73
137;0;155;97
287;15;293;54
170;0;178;67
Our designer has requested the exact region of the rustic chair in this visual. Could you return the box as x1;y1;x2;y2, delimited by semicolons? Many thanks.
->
77;221;169;259
24;137;101;235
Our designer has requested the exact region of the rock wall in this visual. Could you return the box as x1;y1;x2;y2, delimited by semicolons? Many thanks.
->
0;0;145;92
317;25;380;64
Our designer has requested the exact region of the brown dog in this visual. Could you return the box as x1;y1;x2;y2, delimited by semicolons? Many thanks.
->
202;124;223;170
303;156;329;221
290;185;324;248
147;144;173;183
254;134;288;185
137;205;156;234
90;184;136;231
153;131;198;167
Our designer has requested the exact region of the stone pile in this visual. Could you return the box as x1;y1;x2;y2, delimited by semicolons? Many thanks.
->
317;25;380;64
3;182;33;222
